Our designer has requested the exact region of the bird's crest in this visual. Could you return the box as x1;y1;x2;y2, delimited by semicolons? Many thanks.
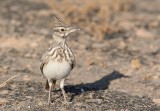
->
49;10;66;27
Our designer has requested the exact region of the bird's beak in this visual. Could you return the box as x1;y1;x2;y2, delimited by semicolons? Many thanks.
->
68;27;80;34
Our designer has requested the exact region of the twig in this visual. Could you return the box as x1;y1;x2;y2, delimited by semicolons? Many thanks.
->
0;74;20;87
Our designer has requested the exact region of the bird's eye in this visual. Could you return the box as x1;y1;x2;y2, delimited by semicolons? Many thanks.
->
61;29;65;31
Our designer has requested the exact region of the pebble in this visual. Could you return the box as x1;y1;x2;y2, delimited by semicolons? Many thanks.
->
131;58;141;69
136;28;154;38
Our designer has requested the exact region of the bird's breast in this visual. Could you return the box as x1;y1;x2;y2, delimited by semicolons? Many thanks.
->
42;46;75;80
43;60;71;80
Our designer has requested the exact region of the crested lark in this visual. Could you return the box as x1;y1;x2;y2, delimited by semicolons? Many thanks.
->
40;13;79;105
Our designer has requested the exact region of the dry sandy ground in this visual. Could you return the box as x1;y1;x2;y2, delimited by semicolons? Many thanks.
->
0;0;160;110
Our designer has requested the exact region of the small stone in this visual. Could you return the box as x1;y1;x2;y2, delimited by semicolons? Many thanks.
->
119;21;134;30
23;75;31;81
136;28;154;38
30;42;38;48
86;99;102;104
10;84;16;89
24;53;32;58
150;20;159;28
131;58;141;69
25;96;32;99
0;66;9;74
81;88;85;92
99;62;107;67
28;105;31;109
38;102;43;106
144;74;153;81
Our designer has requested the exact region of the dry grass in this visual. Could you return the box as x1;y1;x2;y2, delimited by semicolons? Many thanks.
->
0;74;20;88
46;0;132;41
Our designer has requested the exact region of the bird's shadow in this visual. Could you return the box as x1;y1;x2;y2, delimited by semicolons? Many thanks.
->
64;70;129;102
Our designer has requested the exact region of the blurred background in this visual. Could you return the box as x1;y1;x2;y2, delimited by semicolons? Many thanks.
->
0;0;160;110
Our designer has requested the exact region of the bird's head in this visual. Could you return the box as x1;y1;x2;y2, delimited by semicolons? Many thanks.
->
52;26;80;39
51;13;80;43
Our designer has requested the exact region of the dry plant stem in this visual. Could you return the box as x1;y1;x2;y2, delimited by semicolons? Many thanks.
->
0;74;20;87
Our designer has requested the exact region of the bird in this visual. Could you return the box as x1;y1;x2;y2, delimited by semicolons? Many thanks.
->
40;12;80;105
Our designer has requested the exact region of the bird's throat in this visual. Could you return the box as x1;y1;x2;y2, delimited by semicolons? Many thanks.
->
52;37;66;48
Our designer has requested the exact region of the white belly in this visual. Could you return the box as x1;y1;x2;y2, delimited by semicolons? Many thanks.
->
43;61;71;80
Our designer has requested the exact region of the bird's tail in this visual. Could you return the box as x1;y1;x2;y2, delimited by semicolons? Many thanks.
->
45;80;49;91
45;80;56;91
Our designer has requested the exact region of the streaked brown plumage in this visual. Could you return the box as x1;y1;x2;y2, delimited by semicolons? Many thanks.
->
40;12;79;105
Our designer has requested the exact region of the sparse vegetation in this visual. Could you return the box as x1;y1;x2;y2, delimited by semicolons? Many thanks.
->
0;0;160;110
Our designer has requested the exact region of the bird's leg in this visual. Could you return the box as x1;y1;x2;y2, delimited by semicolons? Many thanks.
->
48;80;53;105
60;78;67;103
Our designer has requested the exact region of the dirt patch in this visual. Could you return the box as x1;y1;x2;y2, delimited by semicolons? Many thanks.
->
0;0;160;110
0;37;37;49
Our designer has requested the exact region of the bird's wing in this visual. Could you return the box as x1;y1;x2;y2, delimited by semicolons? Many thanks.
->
67;48;76;70
71;57;76;70
40;52;49;74
40;61;45;74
